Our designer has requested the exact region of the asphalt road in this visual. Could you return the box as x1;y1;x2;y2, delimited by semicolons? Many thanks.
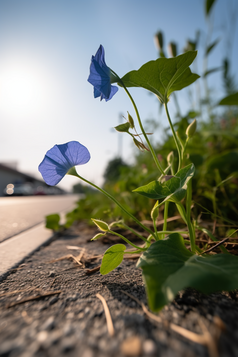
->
0;194;81;243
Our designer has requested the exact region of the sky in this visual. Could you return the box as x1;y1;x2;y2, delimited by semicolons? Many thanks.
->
0;0;237;191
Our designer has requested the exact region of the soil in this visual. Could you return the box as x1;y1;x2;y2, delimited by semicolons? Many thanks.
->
0;222;238;357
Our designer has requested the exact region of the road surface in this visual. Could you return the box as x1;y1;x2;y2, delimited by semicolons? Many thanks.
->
0;194;81;243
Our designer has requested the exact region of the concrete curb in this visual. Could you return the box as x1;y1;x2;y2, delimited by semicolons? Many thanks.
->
0;222;55;279
0;199;81;280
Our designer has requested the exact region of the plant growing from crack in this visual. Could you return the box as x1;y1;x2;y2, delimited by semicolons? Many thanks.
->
39;44;238;312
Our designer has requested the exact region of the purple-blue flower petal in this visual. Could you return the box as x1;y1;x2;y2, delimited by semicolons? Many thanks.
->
88;45;118;101
38;141;90;186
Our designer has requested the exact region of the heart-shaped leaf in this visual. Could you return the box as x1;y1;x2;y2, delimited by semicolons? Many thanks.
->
100;244;126;275
133;163;195;205
45;214;61;231
219;92;238;106
137;233;238;311
119;52;199;103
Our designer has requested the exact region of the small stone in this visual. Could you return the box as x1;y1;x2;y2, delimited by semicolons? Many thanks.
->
0;340;21;356
63;323;74;336
41;316;55;330
121;336;142;356
49;296;58;305
85;307;90;314
81;348;94;357
48;330;63;344
37;331;48;342
142;339;157;356
49;271;55;277
61;337;76;352
66;312;75;319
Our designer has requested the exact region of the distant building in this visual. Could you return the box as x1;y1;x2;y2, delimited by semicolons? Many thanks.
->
0;163;65;196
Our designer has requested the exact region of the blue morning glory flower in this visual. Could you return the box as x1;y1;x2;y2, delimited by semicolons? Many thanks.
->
88;45;118;101
38;141;90;186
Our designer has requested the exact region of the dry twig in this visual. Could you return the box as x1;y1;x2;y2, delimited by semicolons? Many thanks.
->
121;290;221;357
96;293;114;336
121;290;162;323
6;290;61;308
85;265;101;275
49;254;82;266
0;287;38;298
170;319;219;357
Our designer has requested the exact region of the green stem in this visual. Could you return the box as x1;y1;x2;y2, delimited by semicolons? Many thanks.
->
111;70;165;175
67;167;155;238
157;230;189;239
186;180;196;253
108;230;147;251
153;219;159;241
186;180;192;220
118;222;148;243
162;201;169;239
177;202;196;253
164;101;182;172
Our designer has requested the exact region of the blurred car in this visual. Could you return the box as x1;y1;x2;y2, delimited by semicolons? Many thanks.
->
3;183;34;196
33;186;47;195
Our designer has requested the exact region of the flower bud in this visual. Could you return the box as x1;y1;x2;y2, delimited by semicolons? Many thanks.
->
127;112;135;129
167;151;174;165
114;122;130;133
151;201;159;221
133;138;149;151
186;119;197;138
168;42;177;57
154;31;164;51
91;232;106;241
109;220;123;229
91;218;109;232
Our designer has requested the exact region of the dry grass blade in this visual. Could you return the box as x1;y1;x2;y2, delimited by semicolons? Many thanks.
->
49;254;82;266
201;237;230;254
121;290;162;323
170;323;207;344
199;319;219;357
123;254;141;259
170;319;219;357
121;291;220;357
0;287;38;298
66;245;84;250
7;290;61;308
75;248;85;263
85;265;101;275
142;215;181;227
96;293;114;336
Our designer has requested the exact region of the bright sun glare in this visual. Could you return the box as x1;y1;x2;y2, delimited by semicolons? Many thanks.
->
0;59;50;117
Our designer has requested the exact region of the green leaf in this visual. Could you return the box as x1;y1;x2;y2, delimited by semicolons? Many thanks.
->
137;233;238;311
100;244;126;275
218;92;238;106
206;150;238;176
45;214;61;231
91;218;109;232
205;0;216;16
114;122;130;132
119;52;200;103
203;67;221;77
91;233;106;241
133;163;195;205
205;38;220;56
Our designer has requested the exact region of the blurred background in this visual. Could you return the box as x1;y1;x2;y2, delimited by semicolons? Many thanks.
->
0;0;237;196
